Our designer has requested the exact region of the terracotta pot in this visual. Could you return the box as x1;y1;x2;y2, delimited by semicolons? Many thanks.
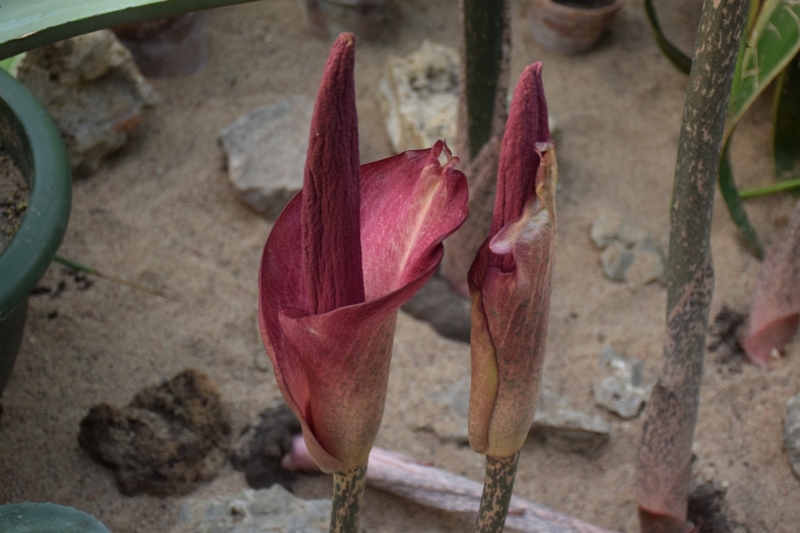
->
300;0;389;40
113;13;209;77
530;0;625;54
0;70;71;398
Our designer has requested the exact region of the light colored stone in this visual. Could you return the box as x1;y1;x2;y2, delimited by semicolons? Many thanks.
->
220;96;312;220
591;213;665;285
172;485;330;533
425;377;610;456
16;30;158;176
378;41;459;154
785;390;800;480
594;346;652;419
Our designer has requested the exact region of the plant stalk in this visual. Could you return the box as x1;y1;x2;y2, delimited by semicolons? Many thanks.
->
636;1;749;532
475;452;520;533
442;0;511;293
330;464;368;533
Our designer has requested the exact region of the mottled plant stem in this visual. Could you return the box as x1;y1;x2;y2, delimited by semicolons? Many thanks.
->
637;1;749;533
475;452;520;533
330;464;368;533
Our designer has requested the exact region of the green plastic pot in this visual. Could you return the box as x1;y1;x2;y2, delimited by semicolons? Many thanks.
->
0;68;71;397
0;502;111;532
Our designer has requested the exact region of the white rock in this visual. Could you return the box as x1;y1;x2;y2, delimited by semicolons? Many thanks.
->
16;30;158;176
378;41;459;154
173;485;330;533
220;96;313;220
593;346;652;419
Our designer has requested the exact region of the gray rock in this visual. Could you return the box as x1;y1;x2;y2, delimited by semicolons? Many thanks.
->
593;346;652;419
378;41;459;154
220;96;313;220
786;391;800;480
16;30;159;176
531;407;611;457
591;213;665;285
426;377;610;456
401;274;471;343
173;485;330;533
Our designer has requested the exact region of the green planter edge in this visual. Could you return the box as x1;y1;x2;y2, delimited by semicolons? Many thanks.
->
0;68;71;393
0;502;111;532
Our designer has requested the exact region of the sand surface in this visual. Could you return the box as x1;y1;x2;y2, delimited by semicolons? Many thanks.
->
1;0;799;531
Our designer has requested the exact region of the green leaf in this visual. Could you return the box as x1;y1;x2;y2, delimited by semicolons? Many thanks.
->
773;52;800;196
0;53;24;76
643;0;692;75
719;137;764;259
740;177;800;197
727;0;800;139
0;0;261;61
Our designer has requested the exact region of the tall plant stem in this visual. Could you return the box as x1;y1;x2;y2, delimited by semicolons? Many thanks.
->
474;452;520;533
330;464;368;533
442;0;510;292
637;1;749;533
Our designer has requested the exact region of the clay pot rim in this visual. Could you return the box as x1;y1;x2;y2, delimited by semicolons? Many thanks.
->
535;0;626;16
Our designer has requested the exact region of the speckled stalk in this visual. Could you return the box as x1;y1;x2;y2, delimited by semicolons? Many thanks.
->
330;464;368;533
636;1;749;532
474;452;520;533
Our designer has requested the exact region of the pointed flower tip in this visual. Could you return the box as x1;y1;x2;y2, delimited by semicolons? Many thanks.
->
336;32;355;47
303;30;364;315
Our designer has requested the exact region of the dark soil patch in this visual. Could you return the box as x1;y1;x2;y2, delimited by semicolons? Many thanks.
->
553;0;617;9
708;305;747;374
687;482;749;533
231;403;300;491
0;151;29;256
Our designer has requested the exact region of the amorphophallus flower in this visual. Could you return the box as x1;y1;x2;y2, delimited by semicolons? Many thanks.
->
468;62;557;461
743;201;800;367
257;33;468;484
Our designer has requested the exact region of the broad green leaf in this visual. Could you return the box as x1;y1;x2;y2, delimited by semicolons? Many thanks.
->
773;53;800;196
0;502;111;533
727;0;800;140
719;138;764;259
0;53;25;76
0;0;261;61
643;0;692;75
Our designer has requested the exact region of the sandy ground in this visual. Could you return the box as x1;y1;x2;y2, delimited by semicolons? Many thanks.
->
1;0;799;531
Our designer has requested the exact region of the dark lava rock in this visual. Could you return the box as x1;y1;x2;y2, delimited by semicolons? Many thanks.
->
687;482;747;533
708;305;747;374
231;403;300;491
79;369;230;496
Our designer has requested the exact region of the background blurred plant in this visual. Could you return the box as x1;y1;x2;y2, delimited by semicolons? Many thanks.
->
646;0;800;258
638;1;749;532
440;0;512;295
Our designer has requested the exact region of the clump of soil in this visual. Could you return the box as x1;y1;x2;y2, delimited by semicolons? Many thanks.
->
553;0;617;8
708;305;747;374
0;150;29;256
78;369;231;496
230;403;301;491
687;482;746;533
